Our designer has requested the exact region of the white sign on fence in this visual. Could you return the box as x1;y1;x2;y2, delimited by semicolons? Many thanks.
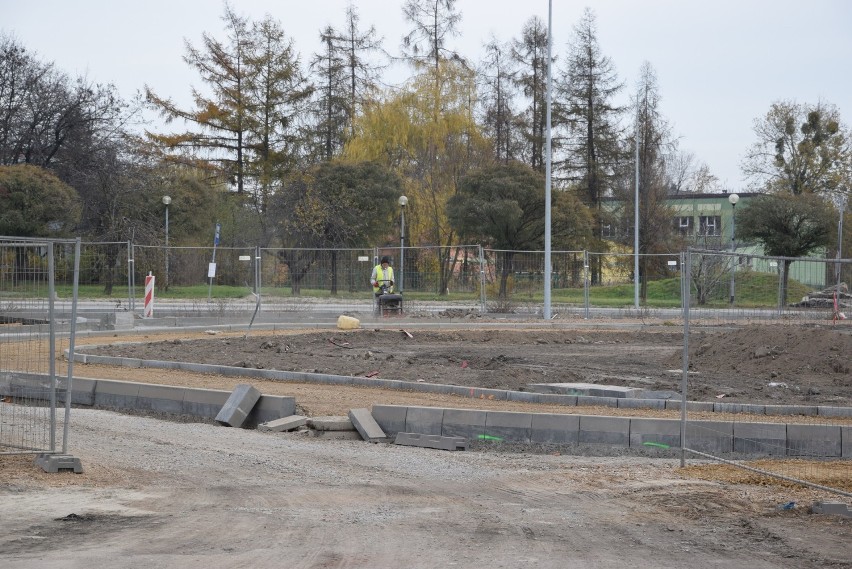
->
239;255;251;261
358;256;369;262
208;263;217;278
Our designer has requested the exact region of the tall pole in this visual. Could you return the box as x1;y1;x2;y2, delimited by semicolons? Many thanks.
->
837;195;847;291
398;195;408;293
634;97;640;309
543;0;553;320
162;195;171;291
728;193;739;305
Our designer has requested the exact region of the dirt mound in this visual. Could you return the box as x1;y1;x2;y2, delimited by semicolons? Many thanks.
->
667;326;852;404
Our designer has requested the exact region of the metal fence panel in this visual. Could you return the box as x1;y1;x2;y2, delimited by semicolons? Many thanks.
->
681;249;851;498
0;237;80;456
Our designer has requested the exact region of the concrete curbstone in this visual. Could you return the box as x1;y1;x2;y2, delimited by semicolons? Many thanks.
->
94;379;140;408
576;395;619;408
215;384;261;427
441;408;486;440
394;432;467;451
182;387;230;419
733;421;787;455
818;406;852;418
579;415;630;446
714;403;766;415
764;404;819;417
348;408;387;442
371;405;407;435
405;406;444;436
258;415;307;432
246;395;297;427
842;426;852;458
136;383;186;414
618;398;665;410
787;424;841;457
685;420;733;454
484;411;532;443
65;377;97;406
530;413;580;444
629;417;681;449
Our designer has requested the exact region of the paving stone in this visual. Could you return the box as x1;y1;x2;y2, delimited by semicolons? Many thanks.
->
258;415;307;432
394;432;467;451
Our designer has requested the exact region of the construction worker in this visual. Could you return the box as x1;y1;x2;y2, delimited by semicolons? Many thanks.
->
371;256;395;298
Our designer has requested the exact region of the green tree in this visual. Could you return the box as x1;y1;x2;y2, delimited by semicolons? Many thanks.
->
742;100;849;196
478;38;520;164
511;17;550;172
614;63;678;301
558;8;625;284
0;164;80;236
737;193;835;304
269;160;402;294
448;161;591;298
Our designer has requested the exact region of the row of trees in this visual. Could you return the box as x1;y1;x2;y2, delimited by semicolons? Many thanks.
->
1;1;849;297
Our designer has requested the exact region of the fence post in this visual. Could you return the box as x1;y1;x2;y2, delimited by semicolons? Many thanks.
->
583;250;590;319
127;240;134;311
48;242;57;452
680;249;691;468
62;237;81;454
478;245;486;313
777;260;785;315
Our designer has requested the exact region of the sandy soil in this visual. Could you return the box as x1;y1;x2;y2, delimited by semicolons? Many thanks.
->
2;322;852;567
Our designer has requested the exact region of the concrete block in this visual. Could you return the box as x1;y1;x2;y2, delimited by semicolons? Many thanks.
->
136;383;186;414
508;391;577;406
818;406;852;418
307;416;354;431
94;380;140;409
527;382;640;398
182;387;230;419
714;402;766;415
258;415;307;432
733;421;786;455
371;405;407;435
484;411;532;443
35;453;83;474
786;424;841;457
215;384;261;427
618;398;665;410
576;395;618;408
684;420;733;454
764;404;818;417
441;408;486;440
348;408;387;442
811;502;852;518
843;426;852;459
246;395;297;427
530;413;580;444
579;415;630;446
665;400;715;413
394;432;467;451
629;417;681;449
405;406;444;436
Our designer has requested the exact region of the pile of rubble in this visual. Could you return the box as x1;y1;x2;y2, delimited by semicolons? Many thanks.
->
792;282;850;310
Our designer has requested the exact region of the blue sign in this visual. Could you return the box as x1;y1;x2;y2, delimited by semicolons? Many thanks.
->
214;223;221;246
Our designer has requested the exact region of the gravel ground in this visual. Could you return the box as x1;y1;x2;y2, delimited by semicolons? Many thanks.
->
2;408;852;568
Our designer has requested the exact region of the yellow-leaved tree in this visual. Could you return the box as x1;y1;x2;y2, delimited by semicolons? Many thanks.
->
344;58;490;295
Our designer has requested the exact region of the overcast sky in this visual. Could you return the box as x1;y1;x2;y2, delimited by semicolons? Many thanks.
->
4;0;851;189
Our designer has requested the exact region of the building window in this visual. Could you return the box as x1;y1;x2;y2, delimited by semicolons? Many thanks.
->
674;216;692;235
699;216;721;236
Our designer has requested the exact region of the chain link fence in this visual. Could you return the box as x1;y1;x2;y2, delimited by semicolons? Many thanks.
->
679;249;851;498
0;237;80;456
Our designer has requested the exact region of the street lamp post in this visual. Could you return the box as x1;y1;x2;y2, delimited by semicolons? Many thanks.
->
728;193;739;305
398;195;408;293
162;195;171;291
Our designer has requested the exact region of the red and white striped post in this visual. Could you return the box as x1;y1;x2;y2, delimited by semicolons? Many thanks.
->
144;273;155;318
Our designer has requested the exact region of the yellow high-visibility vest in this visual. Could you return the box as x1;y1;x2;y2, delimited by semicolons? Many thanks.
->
372;265;394;294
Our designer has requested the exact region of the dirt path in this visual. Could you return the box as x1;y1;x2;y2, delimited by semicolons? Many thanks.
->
2;409;850;569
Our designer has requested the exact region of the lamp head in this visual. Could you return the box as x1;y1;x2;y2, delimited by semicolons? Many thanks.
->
728;193;739;206
398;195;408;207
162;196;172;206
